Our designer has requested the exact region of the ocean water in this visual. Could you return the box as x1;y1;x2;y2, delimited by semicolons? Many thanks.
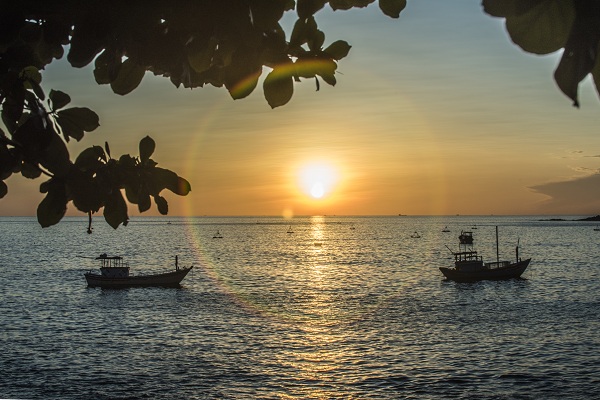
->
1;215;599;399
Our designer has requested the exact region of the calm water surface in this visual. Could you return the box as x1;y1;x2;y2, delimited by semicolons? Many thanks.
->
1;215;599;399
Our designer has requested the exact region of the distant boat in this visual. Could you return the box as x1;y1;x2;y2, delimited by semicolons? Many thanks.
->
287;225;294;234
471;224;478;229
442;226;450;232
213;230;223;239
594;226;600;231
458;231;474;244
84;254;192;288
410;231;421;238
440;226;530;282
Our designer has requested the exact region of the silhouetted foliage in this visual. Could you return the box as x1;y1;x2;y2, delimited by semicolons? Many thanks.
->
0;0;596;231
0;0;406;231
483;0;600;108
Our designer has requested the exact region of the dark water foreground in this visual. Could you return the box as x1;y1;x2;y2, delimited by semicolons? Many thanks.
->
1;216;599;399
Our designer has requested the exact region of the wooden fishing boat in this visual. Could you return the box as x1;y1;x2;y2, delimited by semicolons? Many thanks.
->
440;227;530;282
84;254;193;288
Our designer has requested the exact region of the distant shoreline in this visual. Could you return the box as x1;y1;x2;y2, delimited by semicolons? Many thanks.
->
540;215;600;222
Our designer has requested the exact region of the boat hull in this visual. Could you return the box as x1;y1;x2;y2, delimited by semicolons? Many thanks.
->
85;266;193;288
439;259;530;283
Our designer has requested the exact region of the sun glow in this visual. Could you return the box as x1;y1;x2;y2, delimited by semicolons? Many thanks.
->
298;162;338;200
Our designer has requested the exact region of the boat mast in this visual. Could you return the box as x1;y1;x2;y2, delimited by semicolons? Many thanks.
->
496;226;500;264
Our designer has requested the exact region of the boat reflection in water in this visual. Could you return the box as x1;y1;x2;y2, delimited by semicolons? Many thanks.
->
440;226;530;283
84;254;193;288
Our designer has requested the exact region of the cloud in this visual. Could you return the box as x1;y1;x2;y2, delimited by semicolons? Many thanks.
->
529;173;600;214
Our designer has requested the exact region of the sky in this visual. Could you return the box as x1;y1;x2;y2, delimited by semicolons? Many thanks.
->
4;0;600;217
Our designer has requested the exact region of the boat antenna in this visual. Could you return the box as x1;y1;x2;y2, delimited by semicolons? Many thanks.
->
496;226;500;265
516;238;520;262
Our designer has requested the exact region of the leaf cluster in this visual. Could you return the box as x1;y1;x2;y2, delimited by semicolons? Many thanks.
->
0;67;190;231
483;0;600;107
1;1;406;109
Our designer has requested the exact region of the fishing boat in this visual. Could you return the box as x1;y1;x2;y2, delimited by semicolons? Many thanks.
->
287;225;294;233
440;227;530;282
213;230;223;239
458;230;474;244
442;226;450;232
84;254;193;288
410;231;421;238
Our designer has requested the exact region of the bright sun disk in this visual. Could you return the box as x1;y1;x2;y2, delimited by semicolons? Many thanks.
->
298;163;338;200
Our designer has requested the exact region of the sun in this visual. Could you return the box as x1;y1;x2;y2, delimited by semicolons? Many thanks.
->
298;162;338;200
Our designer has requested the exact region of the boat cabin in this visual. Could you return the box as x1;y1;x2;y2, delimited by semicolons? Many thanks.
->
96;254;130;278
458;231;474;244
453;251;484;271
454;250;511;271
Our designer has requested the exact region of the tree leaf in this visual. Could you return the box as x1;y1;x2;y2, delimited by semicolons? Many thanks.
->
21;162;42;179
505;0;574;55
297;0;326;19
0;181;7;199
330;0;375;11
40;132;71;177
154;195;168;215
379;0;407;19
324;40;352;60
56;107;100;141
110;58;146;95
75;146;106;171
138;186;151;213
592;43;600;101
188;37;217;74
37;180;67;228
264;67;294;108
93;49;118;85
320;73;337;86
67;9;108;68
308;29;325;52
139;136;155;163
103;190;129;229
482;0;547;18
69;174;103;213
290;18;307;47
154;167;192;196
49;89;71;110
553;10;600;107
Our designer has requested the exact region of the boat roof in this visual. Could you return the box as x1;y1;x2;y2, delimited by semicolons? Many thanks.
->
96;253;123;260
453;250;478;256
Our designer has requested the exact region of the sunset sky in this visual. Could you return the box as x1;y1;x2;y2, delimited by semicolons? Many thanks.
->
4;0;600;217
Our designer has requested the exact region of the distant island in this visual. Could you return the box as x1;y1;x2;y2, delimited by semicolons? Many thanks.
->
540;215;600;221
577;215;600;221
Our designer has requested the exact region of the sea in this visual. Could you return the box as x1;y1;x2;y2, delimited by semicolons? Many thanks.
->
1;215;599;399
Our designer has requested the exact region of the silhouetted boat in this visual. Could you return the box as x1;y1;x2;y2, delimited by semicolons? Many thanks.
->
440;227;530;282
410;231;421;238
213;230;223;238
287;225;294;233
84;254;192;288
442;226;450;232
